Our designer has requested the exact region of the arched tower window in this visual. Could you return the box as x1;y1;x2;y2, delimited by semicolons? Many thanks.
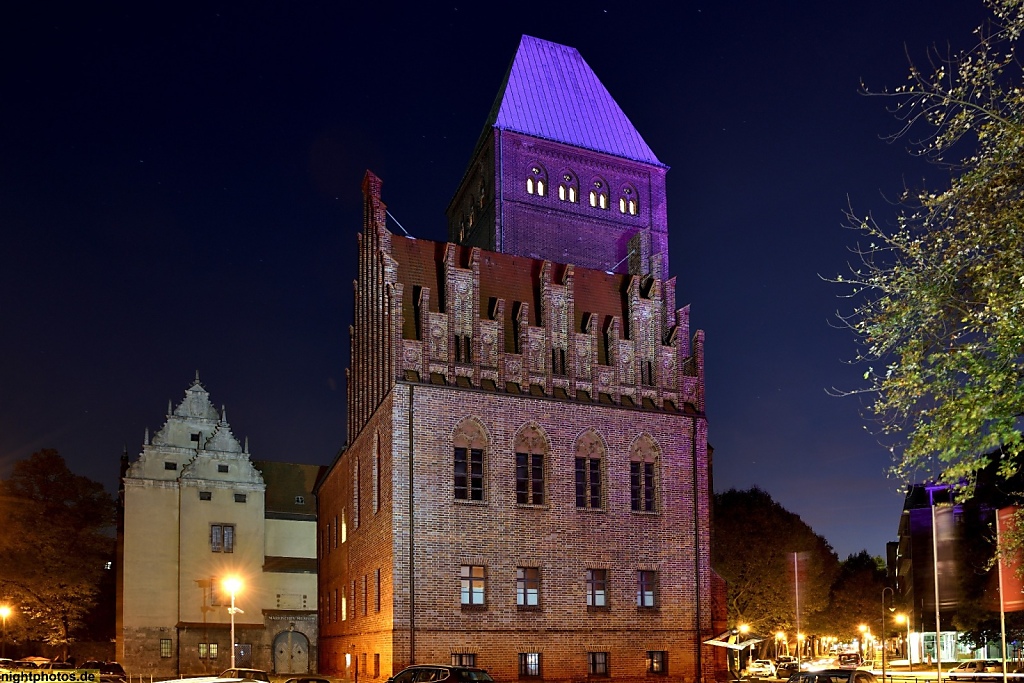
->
558;171;579;203
453;418;488;501
589;178;608;210
619;184;638;215
574;429;606;509
526;164;547;197
629;434;660;513
514;423;549;505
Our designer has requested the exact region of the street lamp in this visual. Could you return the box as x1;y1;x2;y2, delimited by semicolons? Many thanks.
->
776;632;786;660
895;613;911;672
222;576;244;668
0;605;10;659
882;587;895;683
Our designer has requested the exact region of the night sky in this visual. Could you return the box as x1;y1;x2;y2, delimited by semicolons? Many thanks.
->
0;1;994;559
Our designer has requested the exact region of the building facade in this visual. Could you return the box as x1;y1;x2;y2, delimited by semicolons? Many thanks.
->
317;35;721;683
116;375;322;676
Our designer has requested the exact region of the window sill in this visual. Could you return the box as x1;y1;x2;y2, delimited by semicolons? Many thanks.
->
460;603;488;612
454;498;488;507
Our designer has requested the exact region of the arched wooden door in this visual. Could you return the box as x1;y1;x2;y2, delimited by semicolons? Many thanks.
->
273;629;309;674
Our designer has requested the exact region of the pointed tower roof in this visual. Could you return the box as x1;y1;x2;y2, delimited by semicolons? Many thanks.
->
483;35;663;166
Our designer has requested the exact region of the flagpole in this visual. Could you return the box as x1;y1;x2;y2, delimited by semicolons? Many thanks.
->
931;493;942;683
997;510;1008;683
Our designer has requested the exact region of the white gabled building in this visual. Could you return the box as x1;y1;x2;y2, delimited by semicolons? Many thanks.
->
116;374;322;677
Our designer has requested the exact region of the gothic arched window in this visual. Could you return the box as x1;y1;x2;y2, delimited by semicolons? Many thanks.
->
574;429;606;509
514;423;549;505
589;178;608;210
629;434;660;513
558;171;579;203
453;418;488;502
619;184;638;215
526;164;547;197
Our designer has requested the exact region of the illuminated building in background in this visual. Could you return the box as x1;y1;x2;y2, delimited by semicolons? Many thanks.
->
317;35;724;683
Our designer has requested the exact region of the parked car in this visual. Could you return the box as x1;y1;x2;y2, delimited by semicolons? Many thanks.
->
786;668;878;683
283;677;332;683
949;660;1004;681
162;668;271;683
748;660;777;677
387;665;494;683
81;661;127;683
775;662;801;679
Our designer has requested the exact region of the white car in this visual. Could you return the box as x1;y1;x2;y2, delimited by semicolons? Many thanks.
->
748;660;776;677
163;669;271;683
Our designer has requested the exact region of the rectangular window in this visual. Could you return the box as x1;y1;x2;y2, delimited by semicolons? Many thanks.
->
362;575;368;615
575;457;602;508
452;654;476;667
515;452;544;504
200;491;212;501
218;464;229;473
375;568;382;612
460;565;486;605
647;651;667;675
586;569;608;608
588;652;608;676
353;459;361;529
373;448;380;513
630;461;656;512
199;643;208;659
374;654;380;678
341;593;347;621
519;653;541;677
333;515;338;548
160;639;172;658
209;643;218;660
516;567;540;607
637;570;657;607
234;493;247;503
210;524;234;553
454;447;484;501
164;461;177;470
361;653;367;673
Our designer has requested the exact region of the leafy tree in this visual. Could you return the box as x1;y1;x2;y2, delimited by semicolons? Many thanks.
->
712;487;839;653
0;449;116;654
819;551;888;641
835;0;1024;499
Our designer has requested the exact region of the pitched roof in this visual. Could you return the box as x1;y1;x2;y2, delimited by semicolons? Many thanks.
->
484;35;663;166
252;460;323;519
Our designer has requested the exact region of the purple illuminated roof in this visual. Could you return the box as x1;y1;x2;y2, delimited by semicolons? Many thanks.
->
486;35;663;166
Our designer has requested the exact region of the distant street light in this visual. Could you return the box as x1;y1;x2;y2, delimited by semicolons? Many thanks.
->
776;632;786;660
0;605;10;659
222;576;244;668
882;587;895;683
895;613;911;672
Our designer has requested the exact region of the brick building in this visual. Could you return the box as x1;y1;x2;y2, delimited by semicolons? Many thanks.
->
317;35;723;683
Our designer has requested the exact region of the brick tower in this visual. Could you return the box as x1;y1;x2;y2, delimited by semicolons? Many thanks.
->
318;35;721;683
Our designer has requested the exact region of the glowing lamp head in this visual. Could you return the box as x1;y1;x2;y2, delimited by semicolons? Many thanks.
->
0;605;9;620
222;576;243;596
895;613;907;625
739;623;750;634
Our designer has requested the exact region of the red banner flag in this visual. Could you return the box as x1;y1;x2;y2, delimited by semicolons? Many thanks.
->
997;506;1024;612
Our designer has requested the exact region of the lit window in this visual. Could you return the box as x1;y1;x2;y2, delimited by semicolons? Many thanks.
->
160;639;172;658
460;565;486;605
558;172;579;203
590;179;608;210
199;643;208;659
637;570;657;607
209;643;218;660
647;651;668;675
517;567;540;607
519;653;541;677
586;569;607;608
619;185;638;215
526;165;547;197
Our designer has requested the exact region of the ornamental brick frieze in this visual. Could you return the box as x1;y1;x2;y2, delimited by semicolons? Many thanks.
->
479;319;500;369
427;312;449;363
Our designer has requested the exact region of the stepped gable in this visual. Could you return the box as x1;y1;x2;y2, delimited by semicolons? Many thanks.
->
483;35;663;165
151;374;221;448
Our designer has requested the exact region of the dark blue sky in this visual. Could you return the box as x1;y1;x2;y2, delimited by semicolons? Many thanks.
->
0;1;993;559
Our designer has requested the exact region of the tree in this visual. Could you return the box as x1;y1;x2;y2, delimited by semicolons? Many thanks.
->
835;0;1024;499
819;551;888;641
0;449;116;653
712;487;839;653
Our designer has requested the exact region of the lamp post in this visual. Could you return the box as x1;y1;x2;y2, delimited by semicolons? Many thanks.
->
882;587;895;683
0;605;10;659
222;577;243;669
776;632;785;660
895;613;911;671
